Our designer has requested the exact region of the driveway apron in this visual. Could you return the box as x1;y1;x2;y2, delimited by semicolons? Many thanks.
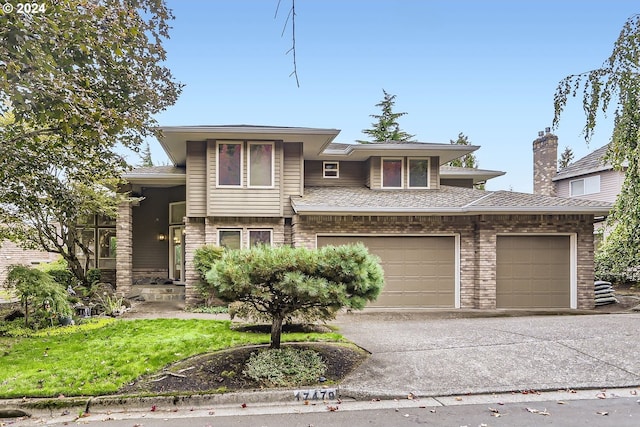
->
333;312;640;399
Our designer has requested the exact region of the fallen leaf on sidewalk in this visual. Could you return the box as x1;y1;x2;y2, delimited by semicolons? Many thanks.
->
596;392;607;399
526;407;550;416
557;401;566;405
596;411;609;416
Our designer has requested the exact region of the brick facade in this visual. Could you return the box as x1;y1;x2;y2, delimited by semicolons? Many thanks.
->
291;213;595;310
115;201;134;297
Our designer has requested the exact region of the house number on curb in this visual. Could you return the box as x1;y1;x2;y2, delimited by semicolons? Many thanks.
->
293;388;337;401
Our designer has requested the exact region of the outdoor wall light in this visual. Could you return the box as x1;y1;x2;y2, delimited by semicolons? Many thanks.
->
157;233;167;241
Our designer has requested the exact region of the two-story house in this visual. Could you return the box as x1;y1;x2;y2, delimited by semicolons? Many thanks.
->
116;125;612;310
533;130;625;203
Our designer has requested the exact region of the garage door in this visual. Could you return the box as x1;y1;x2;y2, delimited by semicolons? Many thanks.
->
317;236;456;308
496;236;571;308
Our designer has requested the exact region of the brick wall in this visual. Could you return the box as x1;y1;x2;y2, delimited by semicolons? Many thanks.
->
533;132;558;196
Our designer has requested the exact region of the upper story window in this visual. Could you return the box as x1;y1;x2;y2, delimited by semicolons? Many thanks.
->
408;158;429;188
570;175;600;196
323;161;339;178
382;158;403;188
248;142;274;187
217;142;243;187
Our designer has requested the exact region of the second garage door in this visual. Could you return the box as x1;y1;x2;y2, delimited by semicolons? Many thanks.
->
317;235;456;308
496;235;571;308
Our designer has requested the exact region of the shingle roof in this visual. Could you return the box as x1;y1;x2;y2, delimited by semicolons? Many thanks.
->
553;144;610;181
291;186;612;215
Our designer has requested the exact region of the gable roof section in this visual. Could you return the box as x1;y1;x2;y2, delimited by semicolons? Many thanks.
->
553;144;611;181
291;186;612;216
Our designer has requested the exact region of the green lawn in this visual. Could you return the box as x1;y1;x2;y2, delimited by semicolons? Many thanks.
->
0;318;342;398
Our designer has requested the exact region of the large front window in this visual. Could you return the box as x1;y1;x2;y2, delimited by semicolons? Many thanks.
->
248;142;274;187
382;158;403;188
249;229;272;246
408;158;429;188
77;215;116;270
217;142;242;186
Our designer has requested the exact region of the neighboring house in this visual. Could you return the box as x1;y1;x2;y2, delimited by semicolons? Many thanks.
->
0;240;58;285
532;131;624;237
114;125;612;311
533;131;625;203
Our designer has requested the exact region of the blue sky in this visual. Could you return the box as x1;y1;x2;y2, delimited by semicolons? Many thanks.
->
145;0;638;193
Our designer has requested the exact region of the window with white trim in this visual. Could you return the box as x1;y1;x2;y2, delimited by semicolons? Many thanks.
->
323;161;339;178
218;229;241;249
249;229;273;246
570;175;600;196
169;201;186;225
217;142;243;187
248;142;274;187
408;158;429;188
381;158;403;188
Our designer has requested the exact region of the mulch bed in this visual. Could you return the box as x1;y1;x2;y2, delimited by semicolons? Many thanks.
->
119;341;369;395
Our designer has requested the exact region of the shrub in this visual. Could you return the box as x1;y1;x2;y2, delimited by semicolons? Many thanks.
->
37;257;75;288
595;225;640;284
243;347;326;387
205;243;384;348
86;268;102;286
193;245;225;278
5;265;73;328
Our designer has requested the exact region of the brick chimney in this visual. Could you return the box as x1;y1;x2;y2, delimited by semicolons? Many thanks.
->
532;128;558;196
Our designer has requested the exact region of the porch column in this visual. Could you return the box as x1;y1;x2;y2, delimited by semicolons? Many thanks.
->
184;217;206;306
115;200;133;297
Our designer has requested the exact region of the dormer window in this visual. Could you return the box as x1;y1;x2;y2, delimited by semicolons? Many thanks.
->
382;158;403;188
323;161;339;178
408;158;430;188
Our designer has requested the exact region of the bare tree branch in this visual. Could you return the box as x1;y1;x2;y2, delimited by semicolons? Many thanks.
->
275;0;299;87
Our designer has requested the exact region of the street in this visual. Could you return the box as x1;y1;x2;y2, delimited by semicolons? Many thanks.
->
7;391;640;427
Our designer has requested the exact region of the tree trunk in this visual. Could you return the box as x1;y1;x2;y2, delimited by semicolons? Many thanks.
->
270;315;284;349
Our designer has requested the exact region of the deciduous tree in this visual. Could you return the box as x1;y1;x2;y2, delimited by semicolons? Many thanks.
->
205;244;384;348
1;0;181;282
553;14;640;282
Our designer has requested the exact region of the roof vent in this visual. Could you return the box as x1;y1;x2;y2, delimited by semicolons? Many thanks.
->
538;131;544;137
545;127;551;134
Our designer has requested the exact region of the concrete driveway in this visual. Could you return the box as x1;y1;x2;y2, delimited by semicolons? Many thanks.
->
333;312;640;399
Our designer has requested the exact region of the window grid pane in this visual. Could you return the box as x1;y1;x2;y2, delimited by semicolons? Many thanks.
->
219;230;241;249
249;230;272;246
409;159;428;187
249;143;273;186
218;143;242;186
382;159;402;188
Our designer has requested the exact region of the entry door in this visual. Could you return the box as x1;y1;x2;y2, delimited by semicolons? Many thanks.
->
169;225;185;282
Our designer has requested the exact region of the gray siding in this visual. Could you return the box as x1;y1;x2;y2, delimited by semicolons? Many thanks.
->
207;140;283;217
304;160;366;186
555;170;623;203
186;141;207;217
132;186;185;270
283;143;303;216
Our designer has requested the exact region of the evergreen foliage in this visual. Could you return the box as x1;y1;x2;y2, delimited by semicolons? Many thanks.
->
359;89;415;143
204;244;384;348
558;146;575;169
